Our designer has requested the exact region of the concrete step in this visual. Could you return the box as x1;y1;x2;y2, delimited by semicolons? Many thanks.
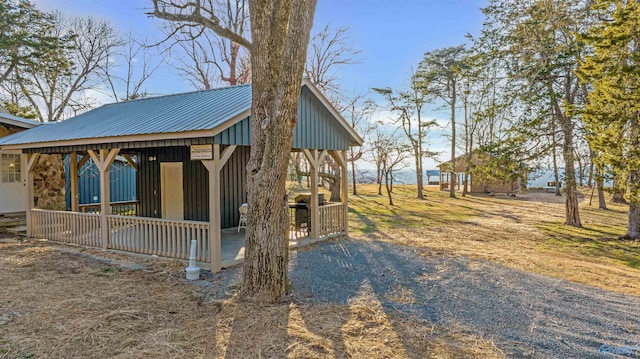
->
0;219;26;228
7;226;27;236
0;212;26;219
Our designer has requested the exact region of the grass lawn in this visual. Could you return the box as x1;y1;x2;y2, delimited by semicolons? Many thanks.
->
1;183;639;358
348;184;640;296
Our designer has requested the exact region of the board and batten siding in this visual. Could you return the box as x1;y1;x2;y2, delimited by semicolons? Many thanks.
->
215;87;353;150
293;86;352;150
64;155;137;208
137;145;248;228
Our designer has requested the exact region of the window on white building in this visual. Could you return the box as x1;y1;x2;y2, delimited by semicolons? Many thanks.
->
1;153;21;183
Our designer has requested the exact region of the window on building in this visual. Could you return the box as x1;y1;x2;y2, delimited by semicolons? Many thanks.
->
1;153;21;183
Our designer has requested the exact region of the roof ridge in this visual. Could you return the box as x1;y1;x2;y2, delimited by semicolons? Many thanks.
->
103;83;253;107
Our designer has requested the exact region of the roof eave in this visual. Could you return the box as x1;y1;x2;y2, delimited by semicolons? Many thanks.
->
0;109;251;150
0;116;40;129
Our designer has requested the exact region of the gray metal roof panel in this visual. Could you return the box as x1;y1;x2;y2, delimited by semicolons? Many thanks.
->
0;113;41;128
0;84;252;145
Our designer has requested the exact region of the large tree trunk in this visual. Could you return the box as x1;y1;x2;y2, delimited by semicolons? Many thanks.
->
551;120;562;197
596;166;607;210
326;173;340;202
415;153;424;199
626;114;640;239
611;173;627;203
384;171;394;206
242;0;317;302
576;153;584;187
587;157;594;188
449;80;457;199
628;201;640;239
560;118;581;227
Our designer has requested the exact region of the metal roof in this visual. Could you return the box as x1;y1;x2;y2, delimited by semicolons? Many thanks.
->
0;79;363;149
0;112;41;129
0;84;252;146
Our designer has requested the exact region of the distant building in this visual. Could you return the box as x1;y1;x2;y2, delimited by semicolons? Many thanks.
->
0;108;42;214
438;151;525;194
425;169;440;185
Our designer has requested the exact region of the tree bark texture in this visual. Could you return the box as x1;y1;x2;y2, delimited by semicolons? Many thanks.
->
449;79;457;198
552;120;562;197
415;154;424;199
628;201;640;239
241;0;317;302
384;171;394;206
611;175;628;204
596;167;607;210
626;114;640;239
561;119;581;227
627;156;640;238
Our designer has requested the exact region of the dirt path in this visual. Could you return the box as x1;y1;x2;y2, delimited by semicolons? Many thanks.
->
286;239;640;358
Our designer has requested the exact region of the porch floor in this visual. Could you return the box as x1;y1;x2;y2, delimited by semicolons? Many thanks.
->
220;228;324;268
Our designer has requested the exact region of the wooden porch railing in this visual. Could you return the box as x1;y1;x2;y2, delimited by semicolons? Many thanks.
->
107;215;209;262
31;209;101;247
318;203;346;238
30;209;210;264
79;200;139;216
29;203;345;265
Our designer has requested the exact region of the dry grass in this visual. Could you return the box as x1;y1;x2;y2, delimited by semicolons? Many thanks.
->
0;240;503;359
349;184;640;296
3;183;638;357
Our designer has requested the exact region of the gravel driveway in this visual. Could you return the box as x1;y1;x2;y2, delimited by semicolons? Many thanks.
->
216;238;640;358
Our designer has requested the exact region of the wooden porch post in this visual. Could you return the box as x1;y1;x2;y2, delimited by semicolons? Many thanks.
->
303;149;326;239
88;148;120;249
201;144;237;273
329;150;349;237
340;150;349;237
70;152;79;212
25;153;40;238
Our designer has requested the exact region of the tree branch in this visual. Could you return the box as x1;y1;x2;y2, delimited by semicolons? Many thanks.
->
149;0;253;52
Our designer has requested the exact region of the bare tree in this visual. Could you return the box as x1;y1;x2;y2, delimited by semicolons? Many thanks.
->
101;31;163;102
157;0;250;88
370;127;411;205
151;0;317;302
341;91;374;195
16;13;122;122
374;71;439;200
305;24;361;101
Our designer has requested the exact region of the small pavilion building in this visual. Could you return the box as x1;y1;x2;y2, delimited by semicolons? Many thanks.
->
0;79;363;272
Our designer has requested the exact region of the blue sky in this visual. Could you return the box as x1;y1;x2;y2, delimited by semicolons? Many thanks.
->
32;0;488;169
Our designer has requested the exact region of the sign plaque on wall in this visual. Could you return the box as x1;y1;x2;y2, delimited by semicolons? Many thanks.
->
190;144;213;160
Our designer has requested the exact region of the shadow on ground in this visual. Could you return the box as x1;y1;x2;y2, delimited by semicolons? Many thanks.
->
285;239;640;358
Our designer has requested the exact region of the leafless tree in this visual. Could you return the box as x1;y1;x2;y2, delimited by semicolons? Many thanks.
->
101;31;163;102
16;13;122;122
340;91;375;195
305;24;361;103
156;0;250;88
370;127;411;205
374;72;439;200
